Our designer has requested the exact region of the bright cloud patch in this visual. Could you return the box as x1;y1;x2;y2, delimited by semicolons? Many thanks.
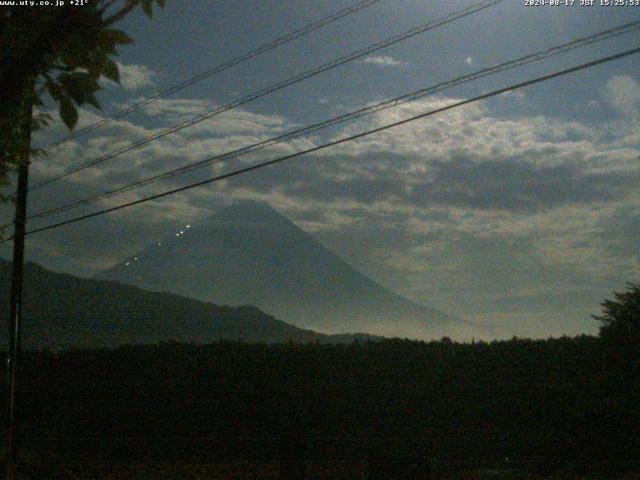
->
102;62;158;91
360;55;405;67
605;74;640;118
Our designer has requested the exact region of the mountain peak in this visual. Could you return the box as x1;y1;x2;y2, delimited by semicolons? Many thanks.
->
205;201;295;229
97;202;476;340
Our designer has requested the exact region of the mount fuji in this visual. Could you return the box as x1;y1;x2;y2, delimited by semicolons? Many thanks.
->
96;202;478;340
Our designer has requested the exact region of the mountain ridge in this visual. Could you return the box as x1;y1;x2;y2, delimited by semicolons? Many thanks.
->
0;259;378;349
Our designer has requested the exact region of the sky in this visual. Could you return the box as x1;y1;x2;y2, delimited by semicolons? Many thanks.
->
2;0;639;339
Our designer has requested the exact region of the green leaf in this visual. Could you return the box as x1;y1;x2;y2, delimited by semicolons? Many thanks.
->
59;72;100;104
100;28;133;46
83;51;109;79
45;79;63;100
101;58;120;83
85;93;101;110
142;0;153;17
59;96;78;130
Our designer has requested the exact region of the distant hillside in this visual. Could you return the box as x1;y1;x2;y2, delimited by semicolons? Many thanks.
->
0;260;376;349
97;201;480;340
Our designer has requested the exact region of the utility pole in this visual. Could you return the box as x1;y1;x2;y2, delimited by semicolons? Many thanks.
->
6;100;32;480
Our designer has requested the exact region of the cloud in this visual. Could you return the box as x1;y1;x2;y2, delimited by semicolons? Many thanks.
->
308;204;614;338
360;55;405;67
499;90;525;100
321;96;613;165
605;74;640;117
34;94;636;218
596;205;640;261
102;62;159;91
138;98;291;136
408;158;635;213
28;96;309;191
277;156;636;214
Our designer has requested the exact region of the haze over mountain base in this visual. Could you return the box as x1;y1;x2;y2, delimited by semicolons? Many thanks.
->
0;260;377;349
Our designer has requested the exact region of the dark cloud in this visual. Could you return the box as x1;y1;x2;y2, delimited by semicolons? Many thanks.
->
272;154;638;213
287;175;404;204
409;158;630;212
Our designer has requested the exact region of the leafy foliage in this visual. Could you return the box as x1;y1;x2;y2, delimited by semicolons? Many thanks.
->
0;0;165;184
593;283;640;343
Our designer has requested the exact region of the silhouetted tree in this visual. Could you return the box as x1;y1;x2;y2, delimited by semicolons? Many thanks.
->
593;283;640;344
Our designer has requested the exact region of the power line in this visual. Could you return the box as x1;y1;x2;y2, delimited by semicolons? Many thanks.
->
22;46;640;237
42;0;383;150
24;19;640;222
28;0;505;193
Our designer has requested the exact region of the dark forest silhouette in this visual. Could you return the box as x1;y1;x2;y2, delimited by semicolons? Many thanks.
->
0;330;638;478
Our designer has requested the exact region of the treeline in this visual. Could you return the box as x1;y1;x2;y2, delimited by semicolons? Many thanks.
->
2;336;639;478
